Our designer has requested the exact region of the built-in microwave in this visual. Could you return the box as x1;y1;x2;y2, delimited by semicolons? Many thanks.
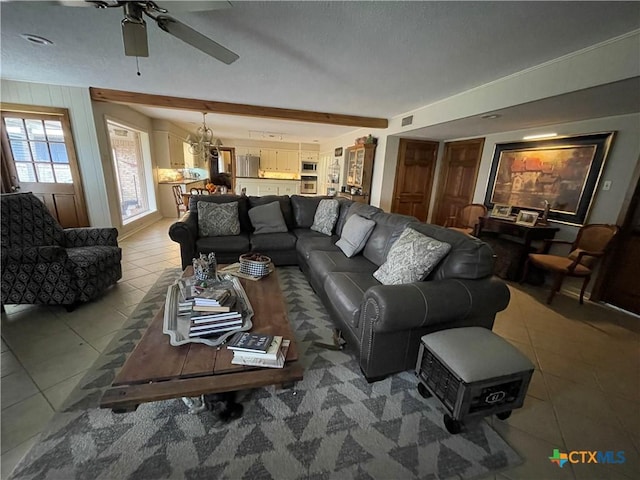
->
301;162;318;173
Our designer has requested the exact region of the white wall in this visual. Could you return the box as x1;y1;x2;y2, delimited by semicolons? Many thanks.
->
1;79;111;226
92;101;163;237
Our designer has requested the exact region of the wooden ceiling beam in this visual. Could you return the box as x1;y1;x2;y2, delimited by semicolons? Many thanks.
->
90;88;388;129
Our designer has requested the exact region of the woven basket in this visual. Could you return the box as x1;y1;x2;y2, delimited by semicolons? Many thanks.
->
239;254;271;277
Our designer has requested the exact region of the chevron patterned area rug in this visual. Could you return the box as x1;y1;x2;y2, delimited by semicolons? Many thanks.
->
10;267;521;480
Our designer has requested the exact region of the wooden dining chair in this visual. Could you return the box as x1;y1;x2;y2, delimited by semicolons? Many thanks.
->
445;204;487;236
521;223;619;304
172;185;188;217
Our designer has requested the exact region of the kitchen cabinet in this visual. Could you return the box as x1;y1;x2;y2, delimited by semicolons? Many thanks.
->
345;144;376;204
235;179;300;196
154;131;187;169
300;151;319;163
235;147;261;157
259;148;299;173
277;150;299;173
260;149;278;171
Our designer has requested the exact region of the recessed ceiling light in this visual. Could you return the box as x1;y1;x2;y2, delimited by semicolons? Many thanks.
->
20;34;54;46
481;114;500;120
523;133;558;140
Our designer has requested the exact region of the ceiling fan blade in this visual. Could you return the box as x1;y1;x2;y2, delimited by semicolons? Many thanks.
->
155;14;238;64
155;1;232;12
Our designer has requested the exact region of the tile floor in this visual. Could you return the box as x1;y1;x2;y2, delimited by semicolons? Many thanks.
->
1;218;639;479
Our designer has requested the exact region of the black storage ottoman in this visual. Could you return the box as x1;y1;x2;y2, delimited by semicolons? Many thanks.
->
415;327;534;434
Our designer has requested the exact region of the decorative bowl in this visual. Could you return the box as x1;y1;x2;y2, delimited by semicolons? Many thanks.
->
239;253;271;277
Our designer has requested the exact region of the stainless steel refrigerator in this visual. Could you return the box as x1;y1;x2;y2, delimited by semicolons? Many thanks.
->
235;154;260;178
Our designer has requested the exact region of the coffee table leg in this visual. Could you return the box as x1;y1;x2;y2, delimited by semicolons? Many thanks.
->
203;392;244;422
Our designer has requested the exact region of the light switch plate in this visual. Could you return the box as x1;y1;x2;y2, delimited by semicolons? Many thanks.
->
603;180;612;191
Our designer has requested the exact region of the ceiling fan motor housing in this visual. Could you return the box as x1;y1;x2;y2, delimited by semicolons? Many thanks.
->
121;2;149;57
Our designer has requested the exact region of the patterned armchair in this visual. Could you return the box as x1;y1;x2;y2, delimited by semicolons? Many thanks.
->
1;193;122;307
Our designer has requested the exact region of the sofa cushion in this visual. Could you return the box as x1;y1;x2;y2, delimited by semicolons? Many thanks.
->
197;233;250;253
306;250;377;292
324;272;381;330
189;195;251;233
250;232;297;252
290;195;332;228
197;201;240;237
363;211;417;266
294;230;340;259
373;227;451;285
248;201;288;234
336;214;376;257
407;222;495;280
248;196;294;231
311;199;339;236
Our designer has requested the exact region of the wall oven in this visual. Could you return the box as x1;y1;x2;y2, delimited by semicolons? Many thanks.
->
300;176;317;194
301;162;318;174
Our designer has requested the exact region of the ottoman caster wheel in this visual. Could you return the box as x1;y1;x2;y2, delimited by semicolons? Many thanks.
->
496;410;512;420
417;383;432;398
443;414;463;434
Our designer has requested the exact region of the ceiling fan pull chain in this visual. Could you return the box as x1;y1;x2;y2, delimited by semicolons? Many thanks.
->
136;56;141;76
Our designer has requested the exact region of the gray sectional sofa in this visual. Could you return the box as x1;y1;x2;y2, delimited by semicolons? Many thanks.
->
169;194;510;381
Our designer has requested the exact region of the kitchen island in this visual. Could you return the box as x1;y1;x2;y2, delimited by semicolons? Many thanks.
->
235;177;301;196
158;178;208;218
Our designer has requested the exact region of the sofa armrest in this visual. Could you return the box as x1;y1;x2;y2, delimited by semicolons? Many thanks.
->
1;246;68;265
169;211;199;269
64;227;119;247
362;276;510;334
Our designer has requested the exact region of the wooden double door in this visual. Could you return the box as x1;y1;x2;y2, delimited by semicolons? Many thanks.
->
390;137;485;225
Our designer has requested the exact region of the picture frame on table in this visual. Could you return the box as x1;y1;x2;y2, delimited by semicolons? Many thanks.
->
483;132;615;225
490;204;513;218
515;210;539;227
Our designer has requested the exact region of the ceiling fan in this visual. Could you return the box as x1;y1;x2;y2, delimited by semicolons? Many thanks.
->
61;1;239;64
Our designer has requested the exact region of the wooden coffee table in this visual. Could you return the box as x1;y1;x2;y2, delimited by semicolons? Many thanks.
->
100;266;303;419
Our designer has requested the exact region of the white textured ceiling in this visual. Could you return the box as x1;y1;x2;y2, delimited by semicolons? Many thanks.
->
1;1;639;141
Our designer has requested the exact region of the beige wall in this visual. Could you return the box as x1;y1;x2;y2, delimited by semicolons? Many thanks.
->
91;101;163;238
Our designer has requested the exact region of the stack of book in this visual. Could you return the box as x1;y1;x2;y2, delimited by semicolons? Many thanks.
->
176;279;244;338
227;332;290;369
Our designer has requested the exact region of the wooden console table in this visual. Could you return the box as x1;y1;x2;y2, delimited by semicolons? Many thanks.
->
477;216;559;280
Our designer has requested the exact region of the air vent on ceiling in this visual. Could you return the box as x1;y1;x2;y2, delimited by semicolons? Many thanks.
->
402;115;413;127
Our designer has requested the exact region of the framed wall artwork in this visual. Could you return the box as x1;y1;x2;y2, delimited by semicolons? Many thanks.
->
490;204;512;218
483;132;615;225
334;147;343;157
515;210;539;227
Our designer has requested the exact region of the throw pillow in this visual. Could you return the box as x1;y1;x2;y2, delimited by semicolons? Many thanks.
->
311;199;340;236
336;214;376;257
197;201;241;237
248;201;288;234
373;227;451;285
